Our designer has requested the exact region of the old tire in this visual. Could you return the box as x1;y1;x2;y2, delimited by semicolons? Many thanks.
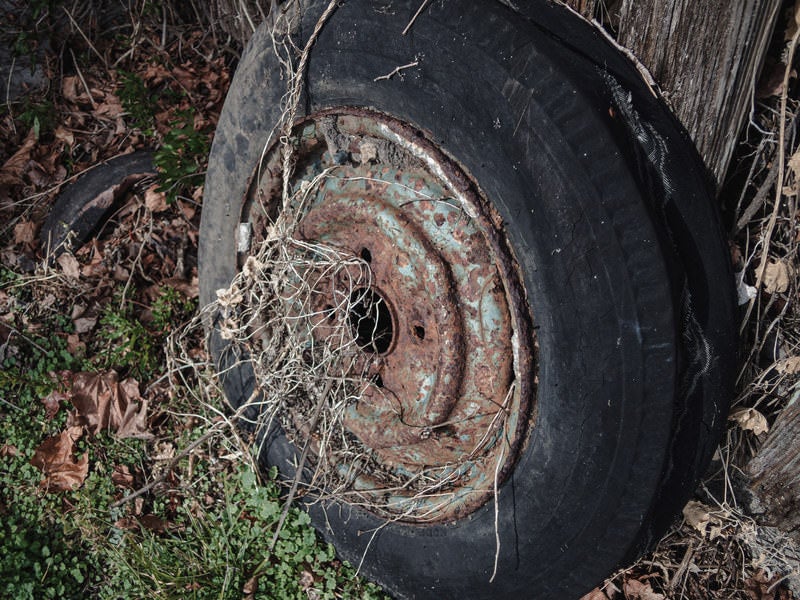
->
199;1;737;598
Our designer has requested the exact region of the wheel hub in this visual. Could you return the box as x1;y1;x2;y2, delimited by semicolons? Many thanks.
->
241;108;535;521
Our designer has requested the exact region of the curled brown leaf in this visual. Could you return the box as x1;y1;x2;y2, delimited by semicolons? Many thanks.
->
30;426;89;491
68;371;151;438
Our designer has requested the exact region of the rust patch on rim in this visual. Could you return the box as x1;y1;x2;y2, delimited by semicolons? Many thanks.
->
240;107;536;522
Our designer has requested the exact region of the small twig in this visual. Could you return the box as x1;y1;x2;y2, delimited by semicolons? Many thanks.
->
735;159;780;233
0;397;26;413
109;423;223;508
109;395;261;510
62;7;109;71
741;26;800;332
268;375;334;552
239;0;257;34
3;323;49;354
373;61;419;82
488;444;505;583
161;4;168;49
5;55;15;135
119;211;153;311
402;0;431;36
280;0;341;204
69;49;97;110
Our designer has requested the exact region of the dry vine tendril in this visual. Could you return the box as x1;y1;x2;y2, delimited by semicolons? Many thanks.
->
177;1;519;527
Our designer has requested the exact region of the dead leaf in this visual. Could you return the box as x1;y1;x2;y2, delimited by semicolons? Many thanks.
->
730;407;769;436
177;199;195;220
144;185;168;212
789;148;800;181
73;316;97;334
80;240;108;278
30;426;89;491
57;253;81;279
153;441;175;461
159;277;199;299
243;574;259;600
41;390;68;420
111;464;134;488
112;517;139;531
0;129;36;187
757;62;790;98
745;569;791;600
775;356;800;374
54;126;75;147
68;371;151;438
139;514;167;532
299;570;315;590
61;76;84;103
14;220;37;245
622;578;666;600
94;93;124;119
763;260;792;294
66;333;84;354
682;500;712;535
580;589;609;600
1;444;19;458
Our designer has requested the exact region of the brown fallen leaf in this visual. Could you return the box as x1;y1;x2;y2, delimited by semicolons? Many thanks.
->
111;464;134;488
622;578;666;600
763;260;793;294
30;426;89;491
682;500;713;535
1;444;19;458
299;570;315;590
68;371;151;439
580;589;609;600
40;390;68;420
159;276;199;299
0;129;36;187
61;75;88;104
112;517;140;531
54;125;75;147
775;356;800;374
66;333;84;354
177;199;196;220
14;220;37;245
57;253;81;280
139;514;167;532
243;574;260;600
730;407;769;436
144;184;168;212
73;316;97;335
745;569;792;600
94;93;124;119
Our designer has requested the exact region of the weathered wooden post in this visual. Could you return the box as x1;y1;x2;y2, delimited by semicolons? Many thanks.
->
565;0;783;187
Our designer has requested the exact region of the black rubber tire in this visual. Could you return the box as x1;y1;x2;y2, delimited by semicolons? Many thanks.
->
40;151;154;255
199;2;737;598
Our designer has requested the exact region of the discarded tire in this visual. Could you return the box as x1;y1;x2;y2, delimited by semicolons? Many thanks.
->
199;1;737;598
41;151;155;255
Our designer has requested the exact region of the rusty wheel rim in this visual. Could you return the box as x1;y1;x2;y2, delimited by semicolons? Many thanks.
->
241;108;536;522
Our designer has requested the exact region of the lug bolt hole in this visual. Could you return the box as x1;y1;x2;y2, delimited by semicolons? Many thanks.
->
360;247;372;263
412;325;425;340
372;374;384;388
349;287;393;354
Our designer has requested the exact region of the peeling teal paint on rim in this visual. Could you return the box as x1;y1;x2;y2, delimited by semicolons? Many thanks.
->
240;108;535;522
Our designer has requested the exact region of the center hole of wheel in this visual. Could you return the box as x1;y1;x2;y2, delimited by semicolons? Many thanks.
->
349;287;393;354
